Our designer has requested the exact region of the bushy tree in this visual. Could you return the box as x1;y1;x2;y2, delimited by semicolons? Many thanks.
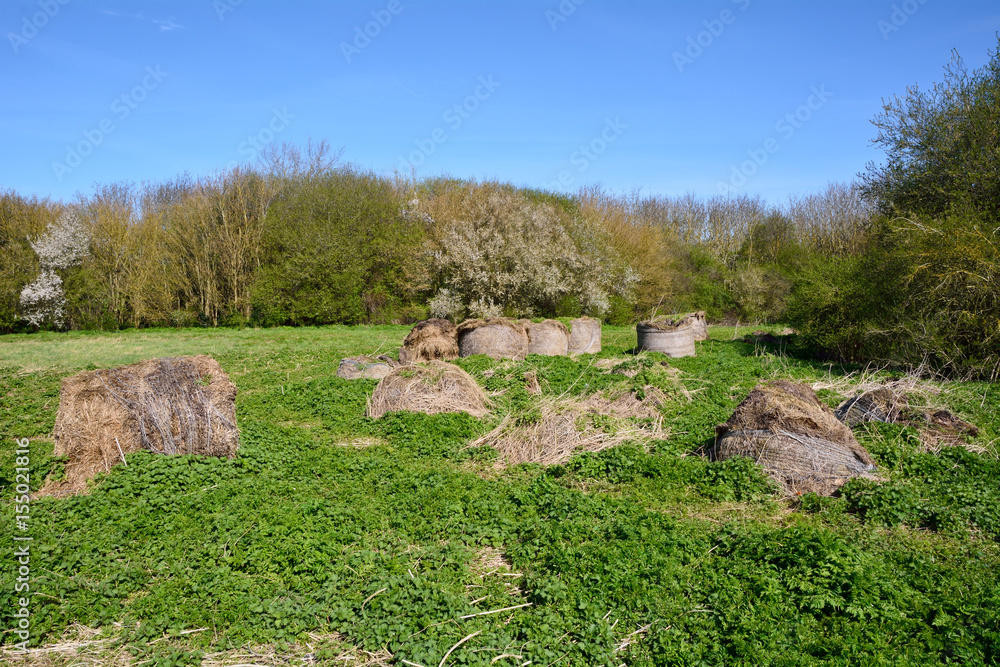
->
862;42;1000;220
421;181;632;319
252;166;422;325
792;39;1000;378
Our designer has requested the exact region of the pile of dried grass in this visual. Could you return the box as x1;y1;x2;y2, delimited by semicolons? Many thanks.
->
44;356;238;496
457;318;530;360
469;389;665;466
568;317;602;354
713;380;877;496
525;319;569;356
636;320;696;357
366;360;489;419
398;318;459;364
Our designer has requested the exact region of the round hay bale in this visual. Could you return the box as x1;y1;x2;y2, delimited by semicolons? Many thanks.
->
680;311;708;341
367;360;489;419
715;429;875;496
636;321;696;357
568;317;602;354
399;318;459;364
526;319;569;356
337;356;394;380
714;380;876;495
457;318;529;360
46;356;238;496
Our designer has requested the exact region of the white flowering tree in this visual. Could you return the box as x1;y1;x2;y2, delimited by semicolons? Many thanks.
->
19;209;90;328
423;185;632;319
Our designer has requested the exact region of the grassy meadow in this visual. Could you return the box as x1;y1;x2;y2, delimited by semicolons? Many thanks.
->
1;325;998;666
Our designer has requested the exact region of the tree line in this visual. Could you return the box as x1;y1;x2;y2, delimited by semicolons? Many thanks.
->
2;39;997;378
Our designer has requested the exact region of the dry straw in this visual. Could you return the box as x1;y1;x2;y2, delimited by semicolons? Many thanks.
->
636;320;697;357
469;389;665;467
398;318;459;364
567;316;602;354
45;356;238;496
457;318;530;360
834;383;980;451
366;360;489;419
714;380;877;496
525;319;569;356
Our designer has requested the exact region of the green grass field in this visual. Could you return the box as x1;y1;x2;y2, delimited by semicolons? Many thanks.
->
1;325;998;666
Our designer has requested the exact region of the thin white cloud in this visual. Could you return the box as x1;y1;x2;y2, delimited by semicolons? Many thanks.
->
154;19;183;32
101;8;183;31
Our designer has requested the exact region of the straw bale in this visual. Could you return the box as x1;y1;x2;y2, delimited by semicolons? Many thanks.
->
714;380;876;495
366;360;489;419
398;318;459;364
835;385;978;449
568;317;602;354
44;356;238;496
677;311;708;341
835;386;908;428
457;318;530;360
526;319;569;356
636;321;696;357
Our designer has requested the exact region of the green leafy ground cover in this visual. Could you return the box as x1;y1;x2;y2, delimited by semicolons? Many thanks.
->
1;326;997;666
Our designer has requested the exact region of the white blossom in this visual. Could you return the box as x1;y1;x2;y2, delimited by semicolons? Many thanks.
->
19;270;65;328
428;288;465;320
29;209;90;270
19;208;89;328
428;189;624;318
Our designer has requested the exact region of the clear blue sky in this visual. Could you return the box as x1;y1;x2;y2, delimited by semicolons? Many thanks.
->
3;0;998;205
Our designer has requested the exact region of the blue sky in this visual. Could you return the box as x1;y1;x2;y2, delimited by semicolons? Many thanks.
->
3;0;998;205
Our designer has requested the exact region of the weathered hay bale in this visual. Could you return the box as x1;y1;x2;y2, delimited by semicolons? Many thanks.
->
835;385;978;449
568;317;602;354
46;356;238;495
835;386;907;428
636;321;696;357
399;318;459;364
457;318;529;360
678;311;708;341
337;356;394;380
367;360;489;419
714;380;876;495
526;319;569;356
